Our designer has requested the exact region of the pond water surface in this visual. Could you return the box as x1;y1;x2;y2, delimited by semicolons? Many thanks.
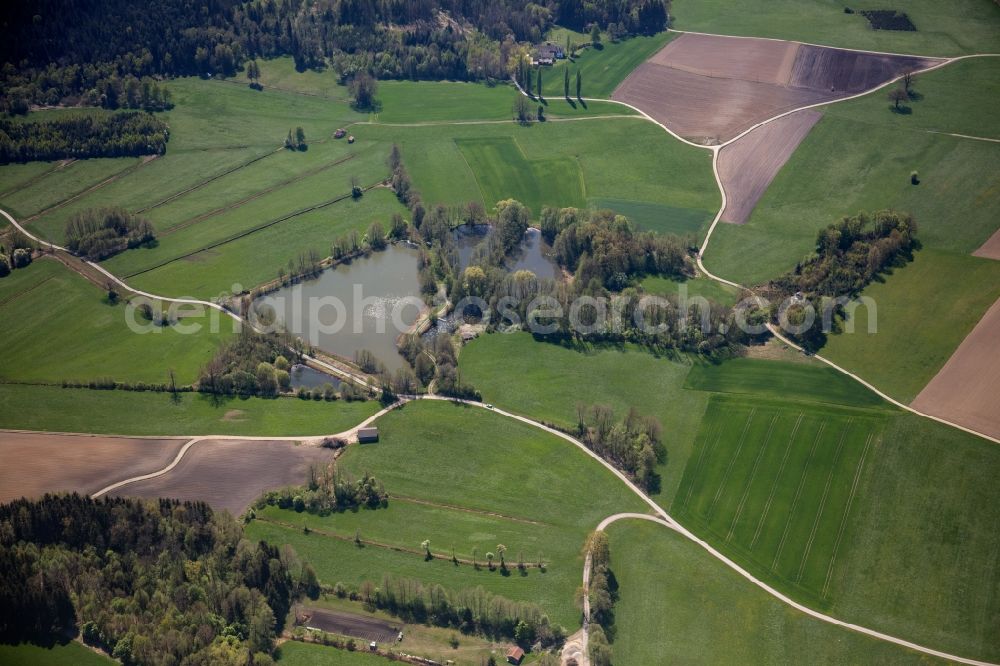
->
255;245;423;372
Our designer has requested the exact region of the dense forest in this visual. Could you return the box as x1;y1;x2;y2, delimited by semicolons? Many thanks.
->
0;111;169;163
1;0;669;112
0;494;311;665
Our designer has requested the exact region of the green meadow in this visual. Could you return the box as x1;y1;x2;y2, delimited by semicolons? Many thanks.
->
0;383;379;437
540;30;676;98
639;273;742;306
374;80;633;123
606;520;941;664
0;259;233;385
247;400;649;629
365;117;719;227
456;136;587;213
671;0;1000;56
676;366;1000;659
819;249;1000;402
705;114;1000;286
0;642;114;666
458;332;709;501
825;56;1000;140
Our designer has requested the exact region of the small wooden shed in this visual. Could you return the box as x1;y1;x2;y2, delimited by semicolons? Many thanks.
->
357;427;379;443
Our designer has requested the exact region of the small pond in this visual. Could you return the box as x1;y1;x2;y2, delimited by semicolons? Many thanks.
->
289;364;342;390
451;225;558;279
255;244;424;372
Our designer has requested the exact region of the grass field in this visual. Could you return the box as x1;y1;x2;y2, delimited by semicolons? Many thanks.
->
247;57;351;101
540;30;676;98
673;362;1000;660
606;520;941;664
0;259;233;385
0;384;379;436
590;196;715;238
826;57;1000;140
1;157;140;221
120;188;408;299
705;114;1000;286
458;332;709;501
0;642;113;666
374;80;634;123
277;640;436;665
684;358;890;409
247;400;648;629
365;117;719;227
457;137;587;213
640;274;742;306
819;249;1000;402
675;394;890;606
671;0;1000;57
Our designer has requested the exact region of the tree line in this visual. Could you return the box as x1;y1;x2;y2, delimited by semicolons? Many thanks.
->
64;206;156;260
0;493;315;665
583;531;617;666
1;0;668;113
0;231;36;277
0;111;168;163
343;573;566;650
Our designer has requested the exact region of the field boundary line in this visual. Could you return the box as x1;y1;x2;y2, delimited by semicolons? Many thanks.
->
0;159;75;199
707;408;755;519
120;178;384;280
390;494;551;526
23;156;154;223
159;153;357;237
682;421;722;509
772;420;825;571
135;146;284;213
0;271;56;307
822;430;877;598
796;418;852;583
750;413;802;549
727;412;778;542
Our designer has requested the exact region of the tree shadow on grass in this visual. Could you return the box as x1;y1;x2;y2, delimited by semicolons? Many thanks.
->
889;104;913;115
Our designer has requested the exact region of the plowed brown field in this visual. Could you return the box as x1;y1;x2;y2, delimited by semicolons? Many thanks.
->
0;432;185;502
718;109;823;224
116;439;333;515
612;33;940;143
973;228;1000;260
911;297;1000;441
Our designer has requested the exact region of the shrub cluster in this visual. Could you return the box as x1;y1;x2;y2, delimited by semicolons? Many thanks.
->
64;207;156;260
198;330;299;397
578;405;665;493
544;206;693;289
255;465;388;515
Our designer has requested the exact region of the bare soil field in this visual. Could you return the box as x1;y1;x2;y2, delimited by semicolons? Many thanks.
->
613;33;940;143
973;228;1000;260
789;46;931;94
300;607;400;644
647;32;800;85
116;439;333;515
911;297;1000;440
718;109;823;224
0;432;185;503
